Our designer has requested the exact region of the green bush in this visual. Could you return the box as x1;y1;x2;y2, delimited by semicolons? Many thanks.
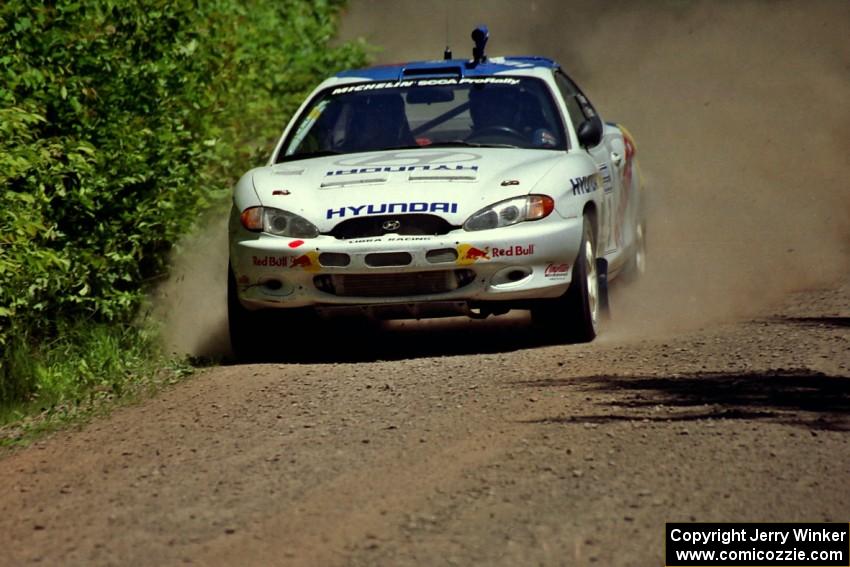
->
0;0;366;407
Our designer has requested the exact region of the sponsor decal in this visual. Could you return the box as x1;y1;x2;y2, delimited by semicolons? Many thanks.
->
345;235;434;245
328;151;480;178
327;202;458;219
289;251;320;272
491;244;534;258
326;164;478;176
272;189;291;196
598;163;614;193
544;263;570;280
456;244;491;265
570;174;599;196
346;237;383;244
252;255;290;267
250;251;319;271
288;239;304;249
330;77;520;96
386;236;432;242
500;179;520;186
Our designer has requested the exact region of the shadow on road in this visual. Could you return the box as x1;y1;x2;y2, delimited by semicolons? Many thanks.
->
218;312;572;364
517;371;850;432
779;317;850;329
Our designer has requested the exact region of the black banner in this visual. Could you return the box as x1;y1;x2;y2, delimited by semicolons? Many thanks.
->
666;523;849;566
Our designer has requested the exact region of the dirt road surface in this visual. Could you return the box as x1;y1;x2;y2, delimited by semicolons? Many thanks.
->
2;1;849;566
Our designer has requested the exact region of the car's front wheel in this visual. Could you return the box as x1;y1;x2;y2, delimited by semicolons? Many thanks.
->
227;265;270;361
532;215;599;343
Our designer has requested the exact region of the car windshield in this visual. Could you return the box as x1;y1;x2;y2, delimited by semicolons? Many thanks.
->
276;76;566;162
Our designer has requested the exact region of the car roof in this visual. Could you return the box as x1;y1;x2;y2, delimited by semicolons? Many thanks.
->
334;56;560;81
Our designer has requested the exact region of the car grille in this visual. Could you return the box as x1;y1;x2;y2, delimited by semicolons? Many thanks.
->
314;270;476;297
328;214;457;240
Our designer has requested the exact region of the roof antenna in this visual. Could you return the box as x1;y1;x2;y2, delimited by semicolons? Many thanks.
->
443;7;451;59
471;25;489;67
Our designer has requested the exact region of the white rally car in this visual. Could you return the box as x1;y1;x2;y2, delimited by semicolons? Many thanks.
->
228;29;645;358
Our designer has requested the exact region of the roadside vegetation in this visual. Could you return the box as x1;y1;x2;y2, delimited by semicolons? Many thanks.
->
0;0;366;438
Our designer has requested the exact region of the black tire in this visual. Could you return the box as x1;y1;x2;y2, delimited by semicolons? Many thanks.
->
532;216;599;343
228;265;323;362
227;265;270;362
621;219;646;284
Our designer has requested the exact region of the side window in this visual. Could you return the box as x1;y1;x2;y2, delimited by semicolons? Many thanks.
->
554;72;585;131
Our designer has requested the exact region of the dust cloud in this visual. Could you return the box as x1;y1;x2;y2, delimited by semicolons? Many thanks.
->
155;1;850;356
343;0;850;335
153;213;231;359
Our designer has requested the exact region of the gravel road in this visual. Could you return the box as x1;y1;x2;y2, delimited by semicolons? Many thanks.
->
1;2;848;566
0;279;848;566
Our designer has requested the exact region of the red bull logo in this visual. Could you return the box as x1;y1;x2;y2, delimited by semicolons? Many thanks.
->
252;255;288;267
456;244;491;265
252;252;319;271
464;247;490;260
491;244;534;258
289;255;312;269
289;251;320;272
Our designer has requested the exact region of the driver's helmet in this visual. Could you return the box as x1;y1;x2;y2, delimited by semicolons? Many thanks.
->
468;85;520;131
346;93;413;151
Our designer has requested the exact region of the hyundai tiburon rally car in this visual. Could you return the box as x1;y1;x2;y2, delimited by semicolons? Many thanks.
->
228;27;646;358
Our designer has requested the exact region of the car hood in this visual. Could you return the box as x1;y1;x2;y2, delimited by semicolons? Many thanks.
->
249;147;565;231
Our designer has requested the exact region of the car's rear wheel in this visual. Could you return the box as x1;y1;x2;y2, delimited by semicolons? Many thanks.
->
532;215;599;343
621;220;646;283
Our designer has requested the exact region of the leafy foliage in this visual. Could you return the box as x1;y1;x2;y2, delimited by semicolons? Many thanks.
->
0;0;366;404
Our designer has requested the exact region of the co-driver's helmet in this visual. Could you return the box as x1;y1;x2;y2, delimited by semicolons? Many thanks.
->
468;85;519;130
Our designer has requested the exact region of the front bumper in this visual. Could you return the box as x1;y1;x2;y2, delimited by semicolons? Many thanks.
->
230;216;584;311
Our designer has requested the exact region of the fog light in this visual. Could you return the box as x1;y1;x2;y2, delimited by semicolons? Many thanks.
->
455;269;476;287
490;266;532;287
314;275;335;293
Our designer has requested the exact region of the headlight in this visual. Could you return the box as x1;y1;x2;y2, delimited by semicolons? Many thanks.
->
239;206;319;238
463;195;555;231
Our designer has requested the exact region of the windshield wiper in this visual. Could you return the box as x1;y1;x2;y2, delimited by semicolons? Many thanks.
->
378;140;518;151
425;140;518;149
276;149;342;163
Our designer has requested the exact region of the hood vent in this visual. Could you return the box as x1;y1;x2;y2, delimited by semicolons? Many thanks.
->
401;66;462;79
408;171;477;182
320;176;388;189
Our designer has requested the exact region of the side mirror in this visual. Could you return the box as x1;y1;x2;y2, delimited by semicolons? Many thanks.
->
577;117;603;148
